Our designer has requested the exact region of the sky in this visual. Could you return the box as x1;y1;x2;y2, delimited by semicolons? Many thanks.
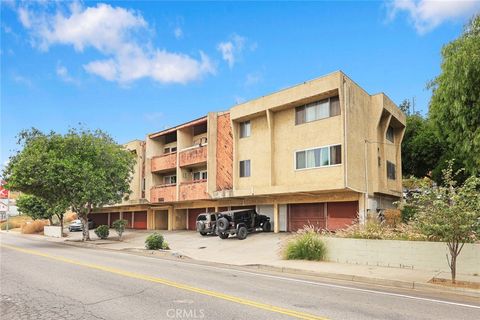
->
1;0;480;167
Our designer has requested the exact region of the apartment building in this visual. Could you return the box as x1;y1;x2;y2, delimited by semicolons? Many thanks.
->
91;71;406;232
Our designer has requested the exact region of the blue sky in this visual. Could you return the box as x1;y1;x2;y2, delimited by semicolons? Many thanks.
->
1;1;479;167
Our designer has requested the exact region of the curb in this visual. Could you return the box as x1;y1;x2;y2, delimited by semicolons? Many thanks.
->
246;264;480;298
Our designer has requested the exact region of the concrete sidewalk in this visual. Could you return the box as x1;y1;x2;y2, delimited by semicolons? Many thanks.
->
5;229;480;297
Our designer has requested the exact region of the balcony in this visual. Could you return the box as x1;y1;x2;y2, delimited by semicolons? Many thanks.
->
179;145;207;167
151;153;176;172
150;184;176;202
179;180;208;201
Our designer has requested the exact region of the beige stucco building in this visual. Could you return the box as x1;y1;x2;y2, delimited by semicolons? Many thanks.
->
92;71;406;232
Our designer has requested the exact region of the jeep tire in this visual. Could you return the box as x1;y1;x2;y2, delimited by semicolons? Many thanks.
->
218;232;229;239
237;226;248;240
262;221;271;232
217;217;229;232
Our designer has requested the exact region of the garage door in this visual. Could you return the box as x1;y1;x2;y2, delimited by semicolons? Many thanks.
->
123;212;133;228
327;201;358;231
90;213;108;227
288;203;325;232
133;211;147;229
109;212;120;227
187;208;207;230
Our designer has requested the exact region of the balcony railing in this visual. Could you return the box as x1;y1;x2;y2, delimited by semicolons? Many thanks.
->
179;180;208;201
151;153;176;172
150;184;176;202
179;144;207;167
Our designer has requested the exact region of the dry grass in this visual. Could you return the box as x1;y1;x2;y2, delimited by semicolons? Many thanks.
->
21;220;49;234
64;212;77;223
0;215;33;229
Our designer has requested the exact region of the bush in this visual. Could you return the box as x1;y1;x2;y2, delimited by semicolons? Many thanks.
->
94;225;109;239
65;212;78;223
21;220;49;234
145;233;164;250
112;219;128;240
284;230;327;261
401;205;417;223
0;222;15;230
336;221;428;241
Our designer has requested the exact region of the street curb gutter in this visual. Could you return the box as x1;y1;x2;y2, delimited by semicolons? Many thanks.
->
246;264;480;298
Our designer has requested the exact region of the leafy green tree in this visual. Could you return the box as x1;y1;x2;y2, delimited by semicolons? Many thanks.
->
413;162;480;283
402;114;445;179
428;14;480;176
17;194;53;225
398;99;411;115
112;219;128;240
3;128;135;241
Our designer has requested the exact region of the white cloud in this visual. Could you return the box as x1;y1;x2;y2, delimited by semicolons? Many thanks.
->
174;27;183;39
217;34;247;68
56;63;78;84
12;74;33;87
388;0;480;34
245;72;262;86
17;2;215;84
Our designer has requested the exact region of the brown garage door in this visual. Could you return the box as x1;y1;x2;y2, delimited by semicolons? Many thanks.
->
133;211;147;229
327;201;358;231
90;213;108;226
188;208;207;230
288;203;325;232
123;212;133;228
109;212;120;227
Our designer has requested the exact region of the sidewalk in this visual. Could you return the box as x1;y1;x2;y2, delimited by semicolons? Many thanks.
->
5;229;480;297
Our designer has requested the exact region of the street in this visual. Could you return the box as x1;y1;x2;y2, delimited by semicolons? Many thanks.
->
1;233;479;320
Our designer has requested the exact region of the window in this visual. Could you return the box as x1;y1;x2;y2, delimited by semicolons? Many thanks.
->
164;175;176;185
295;145;342;170
193;170;207;181
239;160;251;177
386;126;394;142
240;121;251;138
295;96;340;125
164;146;177;154
387;161;396;180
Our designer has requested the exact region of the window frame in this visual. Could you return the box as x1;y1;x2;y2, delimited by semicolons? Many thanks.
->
239;160;251;177
192;170;208;181
163;175;177;185
295;96;341;125
294;144;342;171
386;126;394;143
386;161;396;180
239;120;251;138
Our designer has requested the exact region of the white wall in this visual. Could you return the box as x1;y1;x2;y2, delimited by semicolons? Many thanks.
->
256;205;274;229
322;237;480;275
44;226;62;238
279;204;287;231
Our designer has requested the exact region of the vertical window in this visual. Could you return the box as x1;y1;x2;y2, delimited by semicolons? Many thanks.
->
239;160;251;177
193;171;207;181
330;96;340;116
240;121;251;138
330;145;342;165
164;175;176;184
386;126;394;142
296;151;306;169
295;106;306;125
387;161;396;180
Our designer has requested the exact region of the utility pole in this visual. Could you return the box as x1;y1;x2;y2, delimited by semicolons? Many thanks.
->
412;96;416;114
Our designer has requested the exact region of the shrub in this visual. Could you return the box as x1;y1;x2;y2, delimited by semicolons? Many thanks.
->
0;222;15;230
401;205;417;223
65;212;78;223
94;225;109;239
112;219;128;240
145;233;164;250
161;241;170;250
21;220;49;234
284;230;327;261
336;221;427;241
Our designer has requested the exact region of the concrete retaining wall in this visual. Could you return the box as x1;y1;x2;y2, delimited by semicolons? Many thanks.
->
322;237;480;275
44;226;62;238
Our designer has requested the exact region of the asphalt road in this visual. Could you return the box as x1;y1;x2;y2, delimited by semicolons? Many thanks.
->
1;233;479;320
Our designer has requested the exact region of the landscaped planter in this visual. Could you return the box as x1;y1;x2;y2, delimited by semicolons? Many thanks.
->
321;237;480;275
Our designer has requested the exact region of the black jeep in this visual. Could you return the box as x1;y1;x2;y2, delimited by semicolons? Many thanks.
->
215;209;271;240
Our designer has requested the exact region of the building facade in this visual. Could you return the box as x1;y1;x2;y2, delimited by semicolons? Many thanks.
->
91;71;406;232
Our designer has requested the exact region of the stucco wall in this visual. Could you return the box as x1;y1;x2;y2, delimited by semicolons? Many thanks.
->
44;226;62;238
323;237;480;275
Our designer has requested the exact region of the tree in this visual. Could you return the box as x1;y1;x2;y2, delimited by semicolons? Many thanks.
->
413;162;480;283
401;114;445;180
17;194;54;225
3;128;135;241
398;99;411;115
428;14;480;176
112;219;128;240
